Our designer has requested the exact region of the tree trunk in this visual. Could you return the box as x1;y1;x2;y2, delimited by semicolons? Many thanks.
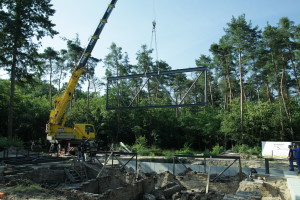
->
238;49;244;136
280;58;294;139
7;2;22;138
266;80;271;103
271;53;281;97
225;68;232;105
208;74;214;107
288;47;300;95
49;59;53;110
87;78;90;123
7;55;17;138
92;77;97;94
58;67;63;93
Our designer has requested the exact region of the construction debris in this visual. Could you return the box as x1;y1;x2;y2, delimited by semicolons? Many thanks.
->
0;154;292;200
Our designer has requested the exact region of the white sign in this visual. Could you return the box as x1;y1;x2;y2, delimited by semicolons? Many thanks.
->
261;141;291;159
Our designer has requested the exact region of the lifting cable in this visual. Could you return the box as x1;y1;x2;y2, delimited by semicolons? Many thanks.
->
150;0;159;73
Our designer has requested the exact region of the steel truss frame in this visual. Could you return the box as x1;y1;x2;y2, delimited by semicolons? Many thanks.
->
106;67;207;110
172;154;242;181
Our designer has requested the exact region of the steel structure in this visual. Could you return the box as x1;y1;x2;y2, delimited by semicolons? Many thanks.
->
106;67;208;110
172;154;242;181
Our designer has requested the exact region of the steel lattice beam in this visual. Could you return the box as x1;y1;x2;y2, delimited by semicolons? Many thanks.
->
106;67;207;110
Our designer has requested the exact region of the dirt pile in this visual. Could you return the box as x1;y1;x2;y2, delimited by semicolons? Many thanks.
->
146;169;242;200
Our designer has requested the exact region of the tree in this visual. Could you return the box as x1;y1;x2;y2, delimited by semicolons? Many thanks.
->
41;47;59;109
64;35;84;109
262;20;296;139
210;41;236;107
0;0;57;138
103;43;129;141
135;45;154;99
85;56;100;122
278;17;300;95
54;49;68;93
223;14;260;136
195;55;215;106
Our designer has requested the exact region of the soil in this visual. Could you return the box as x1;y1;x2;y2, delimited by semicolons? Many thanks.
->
0;154;294;200
237;176;291;200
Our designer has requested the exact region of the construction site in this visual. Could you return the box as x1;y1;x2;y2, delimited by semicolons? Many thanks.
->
0;147;298;200
1;0;300;199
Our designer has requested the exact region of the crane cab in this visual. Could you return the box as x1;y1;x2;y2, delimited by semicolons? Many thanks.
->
73;124;96;140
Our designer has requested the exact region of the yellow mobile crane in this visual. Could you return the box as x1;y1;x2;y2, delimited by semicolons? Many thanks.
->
46;0;118;153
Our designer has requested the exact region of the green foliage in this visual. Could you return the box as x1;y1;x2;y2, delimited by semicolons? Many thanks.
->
0;15;300;152
176;143;194;155
232;144;261;156
131;136;150;156
210;144;225;156
248;146;261;156
5;179;44;195
232;144;249;153
0;137;23;148
162;150;174;158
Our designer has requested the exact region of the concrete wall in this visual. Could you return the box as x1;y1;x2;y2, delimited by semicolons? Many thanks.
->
0;166;4;183
26;168;66;184
80;176;125;194
125;161;252;176
73;176;155;200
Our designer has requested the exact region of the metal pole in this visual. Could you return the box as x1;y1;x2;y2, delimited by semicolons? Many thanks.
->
265;158;270;174
238;157;242;174
154;77;176;104
128;78;150;107
179;72;202;105
204;157;206;173
135;154;137;172
205;156;212;194
173;157;175;175
107;67;208;81
212;159;238;182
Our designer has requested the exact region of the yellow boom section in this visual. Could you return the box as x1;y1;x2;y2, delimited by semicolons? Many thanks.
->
47;0;117;126
49;67;84;125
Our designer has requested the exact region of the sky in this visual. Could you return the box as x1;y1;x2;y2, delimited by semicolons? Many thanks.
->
1;0;300;83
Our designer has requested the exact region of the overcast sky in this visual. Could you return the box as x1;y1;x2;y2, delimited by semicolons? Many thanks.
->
1;0;300;80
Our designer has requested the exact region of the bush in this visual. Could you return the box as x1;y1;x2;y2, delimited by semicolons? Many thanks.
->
131;136;150;156
0;137;23;148
247;146;261;156
210;144;225;156
232;144;261;156
176;143;194;155
162;150;174;158
232;144;249;153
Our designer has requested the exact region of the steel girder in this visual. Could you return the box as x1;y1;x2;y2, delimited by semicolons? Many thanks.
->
106;67;207;110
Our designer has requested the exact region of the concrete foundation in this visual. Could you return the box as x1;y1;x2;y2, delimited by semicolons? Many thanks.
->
0;158;292;200
68;176;155;200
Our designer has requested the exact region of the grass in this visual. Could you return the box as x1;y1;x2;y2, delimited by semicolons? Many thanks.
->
5;184;44;194
0;137;23;149
3;179;45;196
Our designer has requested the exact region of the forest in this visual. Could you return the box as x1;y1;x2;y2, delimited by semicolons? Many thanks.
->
0;1;299;152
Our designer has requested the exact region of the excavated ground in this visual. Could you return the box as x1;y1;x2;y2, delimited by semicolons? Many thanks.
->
0;152;293;200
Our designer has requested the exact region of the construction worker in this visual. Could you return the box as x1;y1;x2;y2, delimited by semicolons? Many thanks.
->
292;144;300;174
77;142;85;161
288;145;294;171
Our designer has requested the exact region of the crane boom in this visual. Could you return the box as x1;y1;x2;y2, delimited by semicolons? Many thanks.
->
49;0;117;125
46;0;118;147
